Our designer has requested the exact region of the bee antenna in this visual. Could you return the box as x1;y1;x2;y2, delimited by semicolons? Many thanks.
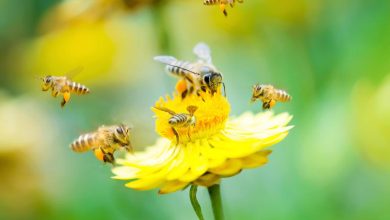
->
119;122;124;126
223;9;228;17
222;82;226;97
126;123;134;130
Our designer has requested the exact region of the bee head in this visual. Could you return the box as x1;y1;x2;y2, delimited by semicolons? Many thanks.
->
203;72;223;93
41;76;53;91
42;76;53;84
252;84;264;101
114;124;131;146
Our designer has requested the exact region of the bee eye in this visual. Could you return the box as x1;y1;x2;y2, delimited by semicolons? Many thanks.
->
204;75;211;84
116;127;123;134
45;78;51;83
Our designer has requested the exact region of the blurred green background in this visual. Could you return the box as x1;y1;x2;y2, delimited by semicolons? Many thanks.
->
1;0;390;219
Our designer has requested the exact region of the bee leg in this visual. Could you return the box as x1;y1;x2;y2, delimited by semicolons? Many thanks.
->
124;142;133;153
103;152;115;164
187;128;191;142
181;89;188;99
60;99;66;108
189;86;195;94
262;101;271;110
172;127;179;146
51;90;59;97
61;92;71;108
220;3;228;16
196;90;206;102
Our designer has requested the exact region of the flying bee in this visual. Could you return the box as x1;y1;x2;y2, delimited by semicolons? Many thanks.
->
70;124;132;164
154;42;225;98
153;105;198;145
251;84;292;110
39;67;90;107
203;0;244;16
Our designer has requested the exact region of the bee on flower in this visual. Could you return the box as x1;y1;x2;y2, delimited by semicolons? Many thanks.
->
153;105;198;145
154;42;225;99
113;92;292;193
112;43;293;195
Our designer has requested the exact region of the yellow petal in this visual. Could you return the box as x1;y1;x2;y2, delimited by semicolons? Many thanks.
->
111;166;140;180
241;150;271;168
194;173;221;187
158;180;189;194
165;147;189;180
209;159;243;176
132;147;182;181
179;141;208;182
125;177;164;190
199;139;227;168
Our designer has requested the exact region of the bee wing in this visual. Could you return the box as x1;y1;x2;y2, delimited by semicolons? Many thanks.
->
153;56;178;65
193;42;212;64
65;66;84;79
154;55;200;77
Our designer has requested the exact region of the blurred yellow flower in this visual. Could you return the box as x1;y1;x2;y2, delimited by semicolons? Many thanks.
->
351;76;390;170
41;0;156;31
23;22;116;86
112;91;293;194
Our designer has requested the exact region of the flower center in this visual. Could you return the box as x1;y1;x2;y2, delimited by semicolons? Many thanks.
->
153;92;230;145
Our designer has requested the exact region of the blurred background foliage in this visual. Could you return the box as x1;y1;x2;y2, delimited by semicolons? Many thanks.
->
0;0;390;219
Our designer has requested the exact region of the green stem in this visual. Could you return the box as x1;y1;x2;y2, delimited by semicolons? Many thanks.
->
208;184;224;220
190;185;205;220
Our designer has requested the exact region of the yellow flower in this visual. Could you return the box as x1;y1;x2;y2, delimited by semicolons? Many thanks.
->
112;91;293;194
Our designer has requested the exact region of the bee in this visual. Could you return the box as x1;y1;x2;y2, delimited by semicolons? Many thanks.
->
40;67;90;107
203;0;244;16
70;124;132;164
153;105;198;145
154;42;225;99
251;84;292;110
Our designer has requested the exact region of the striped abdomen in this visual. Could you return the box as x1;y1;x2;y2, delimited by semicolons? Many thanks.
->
71;133;97;152
274;89;292;102
169;114;190;127
204;0;221;5
166;60;194;78
67;80;90;95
